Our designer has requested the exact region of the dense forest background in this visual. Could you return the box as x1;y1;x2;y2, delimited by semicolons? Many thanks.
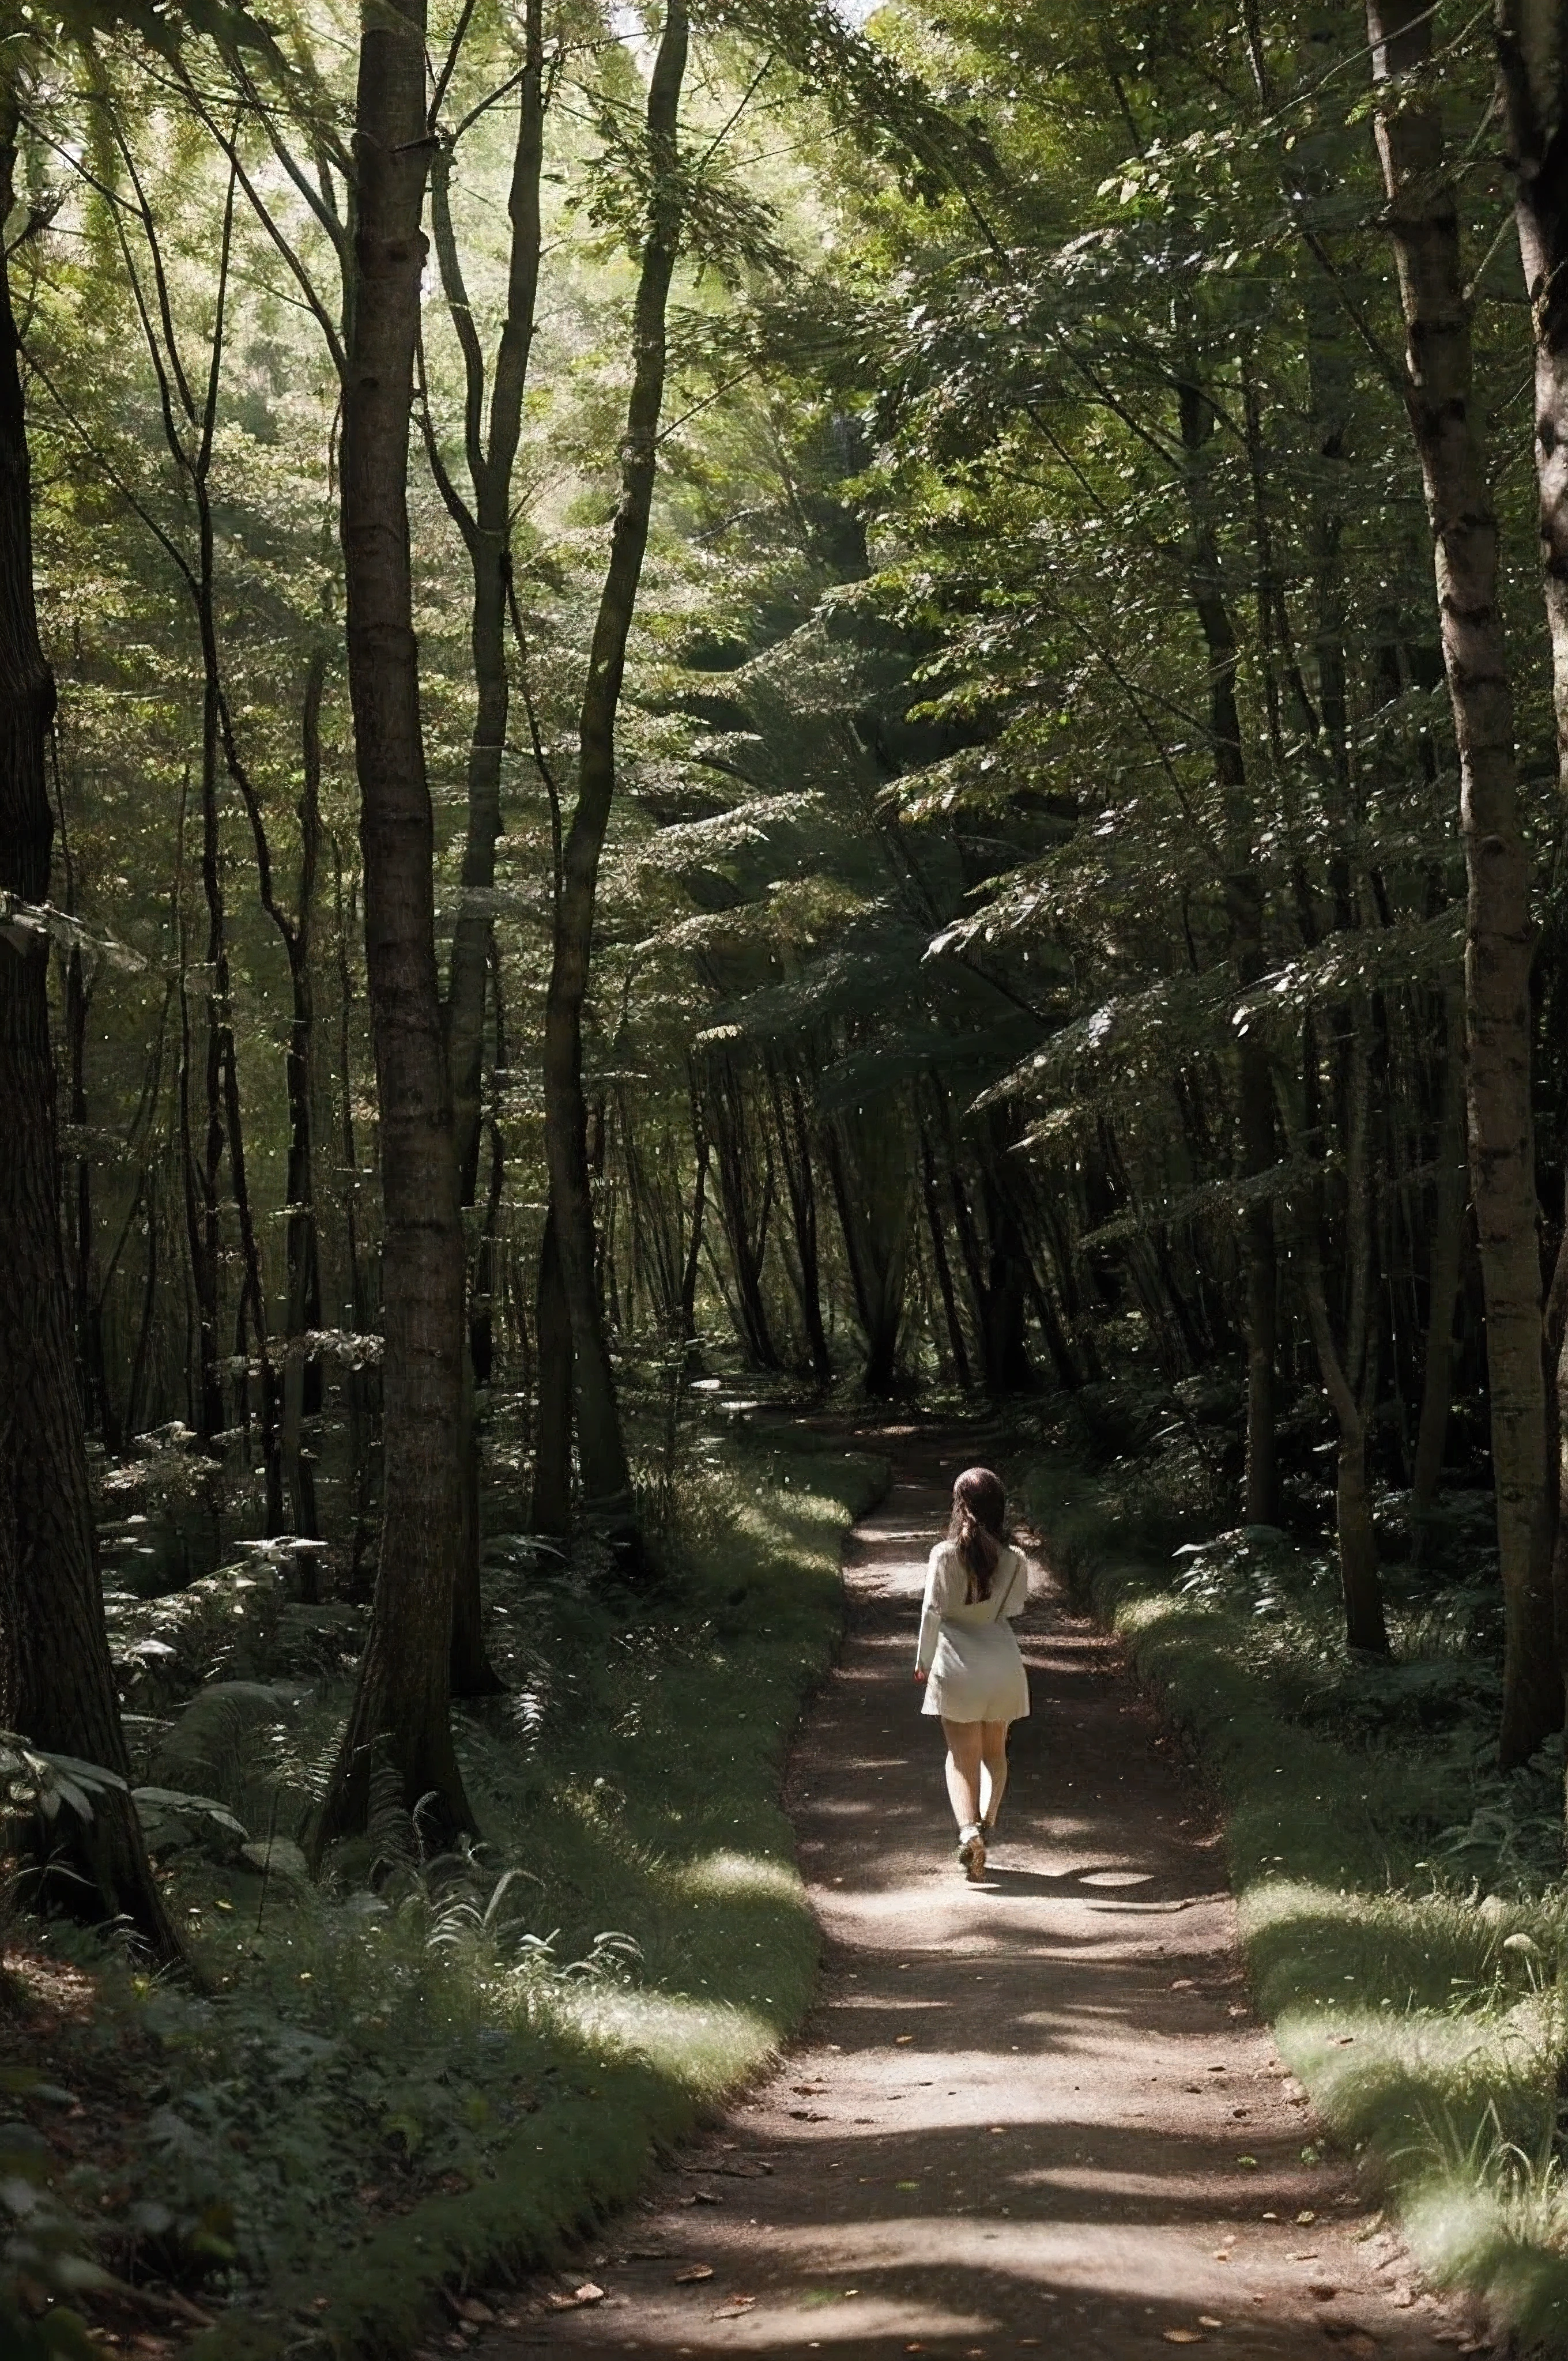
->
17;0;1568;2341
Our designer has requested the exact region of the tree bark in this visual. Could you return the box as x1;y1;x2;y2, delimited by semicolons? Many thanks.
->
0;103;179;1961
529;1201;572;1540
1496;0;1568;1733
434;0;547;1202
1294;1003;1390;1654
1411;993;1468;1548
541;0;688;1553
1178;371;1279;1527
769;1058;831;1383
918;1119;972;1389
315;0;474;1847
1370;0;1558;1762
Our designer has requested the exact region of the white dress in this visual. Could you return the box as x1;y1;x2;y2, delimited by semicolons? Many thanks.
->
915;1541;1030;1723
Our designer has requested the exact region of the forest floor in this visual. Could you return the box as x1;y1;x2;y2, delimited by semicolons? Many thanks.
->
467;1432;1477;2361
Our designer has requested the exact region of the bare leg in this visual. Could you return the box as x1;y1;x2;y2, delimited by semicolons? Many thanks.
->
941;1718;983;1832
979;1719;1010;1831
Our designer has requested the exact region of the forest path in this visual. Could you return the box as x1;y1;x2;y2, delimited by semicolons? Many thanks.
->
483;1443;1469;2361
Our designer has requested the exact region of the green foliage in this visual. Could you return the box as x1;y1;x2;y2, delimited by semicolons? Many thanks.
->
17;1439;883;2355
0;2096;100;2361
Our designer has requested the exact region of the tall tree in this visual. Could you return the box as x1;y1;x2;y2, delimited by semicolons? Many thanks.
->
315;0;474;1845
424;0;552;1692
1367;0;1559;1762
541;0;689;1556
1496;0;1568;1718
0;86;179;1960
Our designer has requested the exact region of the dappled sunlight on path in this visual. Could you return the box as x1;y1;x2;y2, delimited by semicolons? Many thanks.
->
481;1449;1473;2359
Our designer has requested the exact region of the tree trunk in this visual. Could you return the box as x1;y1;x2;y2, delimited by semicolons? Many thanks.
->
708;1054;778;1368
450;953;507;1698
1335;1422;1388;1654
315;0;474;1848
770;1058;831;1383
1178;370;1279;1527
1411;994;1468;1548
918;1125;971;1389
281;652;325;1542
529;1201;572;1539
541;0;688;1555
1496;0;1568;1732
1295;1004;1390;1655
1370;0;1558;1762
0;103;179;1962
680;1124;708;1343
436;0;546;1203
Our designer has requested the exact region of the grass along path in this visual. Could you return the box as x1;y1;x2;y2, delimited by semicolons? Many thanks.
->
1019;1449;1568;2356
470;1440;1464;2360
3;1437;887;2361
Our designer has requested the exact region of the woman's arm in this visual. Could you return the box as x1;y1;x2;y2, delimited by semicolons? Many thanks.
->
915;1548;948;1678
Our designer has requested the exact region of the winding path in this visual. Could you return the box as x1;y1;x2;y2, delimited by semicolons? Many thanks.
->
485;1458;1474;2359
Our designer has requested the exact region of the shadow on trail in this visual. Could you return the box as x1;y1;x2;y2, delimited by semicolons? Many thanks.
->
481;1439;1456;2361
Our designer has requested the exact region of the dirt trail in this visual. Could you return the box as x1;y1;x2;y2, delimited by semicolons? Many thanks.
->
484;1462;1473;2360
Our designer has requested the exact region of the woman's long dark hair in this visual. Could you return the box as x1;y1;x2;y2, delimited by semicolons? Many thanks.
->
949;1467;1008;1602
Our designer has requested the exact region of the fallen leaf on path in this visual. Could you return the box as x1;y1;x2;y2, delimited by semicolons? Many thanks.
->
711;2298;756;2319
674;2265;714;2284
1296;2211;1317;2225
895;2180;919;2190
1163;2331;1205;2344
896;2034;915;2045
1170;1978;1197;1990
1236;2155;1258;2168
1198;2320;1224;2330
544;2284;605;2310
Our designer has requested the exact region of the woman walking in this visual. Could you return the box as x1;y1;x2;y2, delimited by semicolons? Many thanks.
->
914;1466;1030;1880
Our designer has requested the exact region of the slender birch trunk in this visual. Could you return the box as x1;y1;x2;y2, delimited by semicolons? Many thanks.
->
541;0;688;1555
1369;0;1558;1762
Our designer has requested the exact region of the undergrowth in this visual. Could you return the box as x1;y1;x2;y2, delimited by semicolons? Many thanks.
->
1018;1428;1568;2352
3;1432;885;2361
